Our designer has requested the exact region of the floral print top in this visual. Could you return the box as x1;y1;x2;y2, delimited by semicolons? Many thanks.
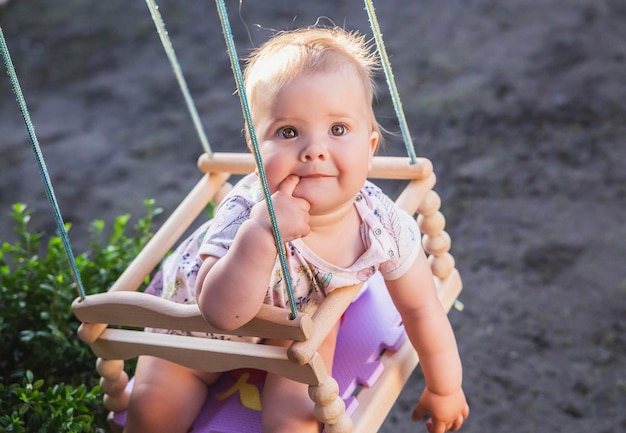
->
157;174;422;312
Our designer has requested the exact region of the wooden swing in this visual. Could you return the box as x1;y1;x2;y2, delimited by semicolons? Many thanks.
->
2;1;464;432
73;151;462;433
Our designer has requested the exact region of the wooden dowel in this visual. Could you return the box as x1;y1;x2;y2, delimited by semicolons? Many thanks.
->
288;284;363;365
436;268;463;312
109;172;229;293
197;153;433;180
395;174;436;215
77;172;230;343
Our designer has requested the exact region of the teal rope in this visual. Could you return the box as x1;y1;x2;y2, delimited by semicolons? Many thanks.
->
214;0;298;319
145;0;213;156
363;0;417;163
0;25;86;299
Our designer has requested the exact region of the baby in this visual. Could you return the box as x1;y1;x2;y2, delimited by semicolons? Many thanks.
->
125;26;469;433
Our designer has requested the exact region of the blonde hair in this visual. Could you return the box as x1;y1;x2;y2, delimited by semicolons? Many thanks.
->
243;26;381;139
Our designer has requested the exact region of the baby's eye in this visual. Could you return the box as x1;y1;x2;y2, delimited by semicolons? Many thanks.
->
330;124;346;136
278;127;298;139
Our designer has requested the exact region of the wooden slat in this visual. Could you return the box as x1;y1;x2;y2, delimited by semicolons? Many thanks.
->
90;328;328;385
395;174;437;215
350;269;463;432
350;334;419;432
109;172;230;294
73;291;313;341
436;269;463;312
288;284;363;365
77;172;230;343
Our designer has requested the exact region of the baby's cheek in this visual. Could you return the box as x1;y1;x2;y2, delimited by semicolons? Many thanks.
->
258;164;284;194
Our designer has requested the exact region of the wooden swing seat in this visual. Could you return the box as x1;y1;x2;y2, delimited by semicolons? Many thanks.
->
72;152;463;433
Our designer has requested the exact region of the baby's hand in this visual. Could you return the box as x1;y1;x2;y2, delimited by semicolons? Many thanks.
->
412;387;469;433
251;175;311;243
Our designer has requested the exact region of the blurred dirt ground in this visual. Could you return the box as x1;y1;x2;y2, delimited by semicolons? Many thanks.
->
1;1;625;432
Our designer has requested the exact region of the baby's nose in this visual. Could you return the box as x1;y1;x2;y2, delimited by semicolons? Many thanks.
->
301;140;328;161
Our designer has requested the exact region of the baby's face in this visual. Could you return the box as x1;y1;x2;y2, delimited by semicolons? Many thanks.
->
253;66;378;216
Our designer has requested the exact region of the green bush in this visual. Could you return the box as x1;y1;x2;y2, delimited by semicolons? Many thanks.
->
0;371;102;433
0;200;161;431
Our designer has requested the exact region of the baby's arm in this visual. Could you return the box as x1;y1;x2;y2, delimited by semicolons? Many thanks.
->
196;175;310;331
385;249;469;432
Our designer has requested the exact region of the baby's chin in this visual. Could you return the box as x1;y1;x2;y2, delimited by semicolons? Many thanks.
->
291;186;323;205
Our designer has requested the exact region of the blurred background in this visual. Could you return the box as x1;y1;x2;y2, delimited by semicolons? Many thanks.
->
1;1;625;431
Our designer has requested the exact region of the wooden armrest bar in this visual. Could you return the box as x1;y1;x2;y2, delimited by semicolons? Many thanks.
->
197;153;433;180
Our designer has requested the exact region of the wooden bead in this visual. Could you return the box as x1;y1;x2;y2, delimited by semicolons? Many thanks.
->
417;190;441;216
422;231;451;256
106;412;124;433
417;211;446;236
96;358;124;380
103;389;130;412
325;413;354;433
428;253;456;279
100;370;129;396
314;396;346;424
309;377;339;405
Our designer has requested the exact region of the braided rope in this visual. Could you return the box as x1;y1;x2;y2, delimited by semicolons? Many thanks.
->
0;25;86;299
215;0;298;319
145;0;213;155
363;0;417;163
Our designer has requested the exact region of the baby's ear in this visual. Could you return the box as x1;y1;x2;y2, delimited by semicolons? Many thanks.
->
368;130;379;169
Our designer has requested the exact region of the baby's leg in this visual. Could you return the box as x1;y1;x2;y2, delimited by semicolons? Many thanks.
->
124;355;220;433
262;321;341;433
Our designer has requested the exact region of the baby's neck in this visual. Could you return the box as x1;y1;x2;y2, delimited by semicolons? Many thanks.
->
307;201;357;232
303;202;364;267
